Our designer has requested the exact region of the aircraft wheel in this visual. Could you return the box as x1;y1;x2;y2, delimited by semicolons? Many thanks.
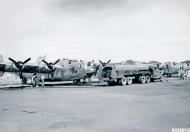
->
126;77;133;85
73;79;78;85
119;77;127;86
31;75;39;87
73;79;81;85
139;76;146;84
82;78;88;84
79;79;87;84
145;76;151;83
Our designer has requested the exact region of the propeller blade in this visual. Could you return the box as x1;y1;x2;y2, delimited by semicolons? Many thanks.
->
19;72;23;79
99;60;103;65
54;59;60;65
42;60;49;65
51;72;54;78
23;58;31;64
9;58;17;64
107;60;111;64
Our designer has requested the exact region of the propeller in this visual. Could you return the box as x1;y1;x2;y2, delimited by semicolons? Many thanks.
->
8;57;31;79
42;59;60;78
9;58;31;70
99;60;111;67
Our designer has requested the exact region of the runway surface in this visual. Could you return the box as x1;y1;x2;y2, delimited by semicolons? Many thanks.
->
0;79;190;132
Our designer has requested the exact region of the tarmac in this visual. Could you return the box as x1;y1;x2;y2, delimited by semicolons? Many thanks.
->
0;79;190;132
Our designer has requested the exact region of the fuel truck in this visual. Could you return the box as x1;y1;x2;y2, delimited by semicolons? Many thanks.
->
101;63;162;86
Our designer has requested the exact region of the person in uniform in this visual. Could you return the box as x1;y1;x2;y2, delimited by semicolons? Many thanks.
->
187;69;190;80
179;67;185;80
40;74;45;87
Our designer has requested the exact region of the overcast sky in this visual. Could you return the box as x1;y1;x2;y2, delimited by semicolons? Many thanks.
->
0;0;190;63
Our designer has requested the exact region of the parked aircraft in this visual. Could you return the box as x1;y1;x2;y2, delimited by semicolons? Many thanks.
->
181;60;190;67
159;62;181;77
0;56;96;86
159;62;189;77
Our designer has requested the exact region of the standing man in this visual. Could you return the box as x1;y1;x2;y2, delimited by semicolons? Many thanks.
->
40;74;45;87
187;69;190;80
179;67;185;80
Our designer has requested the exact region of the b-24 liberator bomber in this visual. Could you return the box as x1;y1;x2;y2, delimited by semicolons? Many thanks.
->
0;56;96;87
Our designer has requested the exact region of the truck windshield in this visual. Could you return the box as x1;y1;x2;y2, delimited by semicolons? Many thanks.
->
102;67;112;78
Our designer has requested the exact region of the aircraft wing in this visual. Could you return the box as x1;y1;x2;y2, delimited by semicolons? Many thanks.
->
0;63;19;73
0;63;51;75
22;65;50;73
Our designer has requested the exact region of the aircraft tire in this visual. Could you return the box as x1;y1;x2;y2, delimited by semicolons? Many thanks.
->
73;79;81;85
73;79;78;85
82;78;88;84
31;75;39;87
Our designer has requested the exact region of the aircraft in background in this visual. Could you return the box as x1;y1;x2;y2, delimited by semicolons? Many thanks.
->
159;62;189;77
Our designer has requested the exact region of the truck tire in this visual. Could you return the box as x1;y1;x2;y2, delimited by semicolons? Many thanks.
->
145;76;150;83
126;77;133;85
151;78;155;82
139;76;146;84
119;77;127;86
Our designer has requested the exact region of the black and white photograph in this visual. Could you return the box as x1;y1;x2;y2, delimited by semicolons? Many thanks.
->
0;0;190;132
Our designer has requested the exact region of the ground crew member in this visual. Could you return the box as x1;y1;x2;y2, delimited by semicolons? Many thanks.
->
187;70;190;80
40;74;45;87
179;67;185;80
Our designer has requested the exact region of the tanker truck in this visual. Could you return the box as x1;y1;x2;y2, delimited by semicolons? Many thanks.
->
101;64;162;86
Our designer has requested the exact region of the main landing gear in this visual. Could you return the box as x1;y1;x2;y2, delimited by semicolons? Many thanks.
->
31;74;45;87
73;78;88;85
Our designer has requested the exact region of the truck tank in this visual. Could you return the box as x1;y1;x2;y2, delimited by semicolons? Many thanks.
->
102;64;157;86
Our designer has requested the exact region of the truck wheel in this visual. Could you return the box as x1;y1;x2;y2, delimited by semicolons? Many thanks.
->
139;76;146;84
120;77;127;86
151;78;155;82
145;76;150;83
126;77;133;85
